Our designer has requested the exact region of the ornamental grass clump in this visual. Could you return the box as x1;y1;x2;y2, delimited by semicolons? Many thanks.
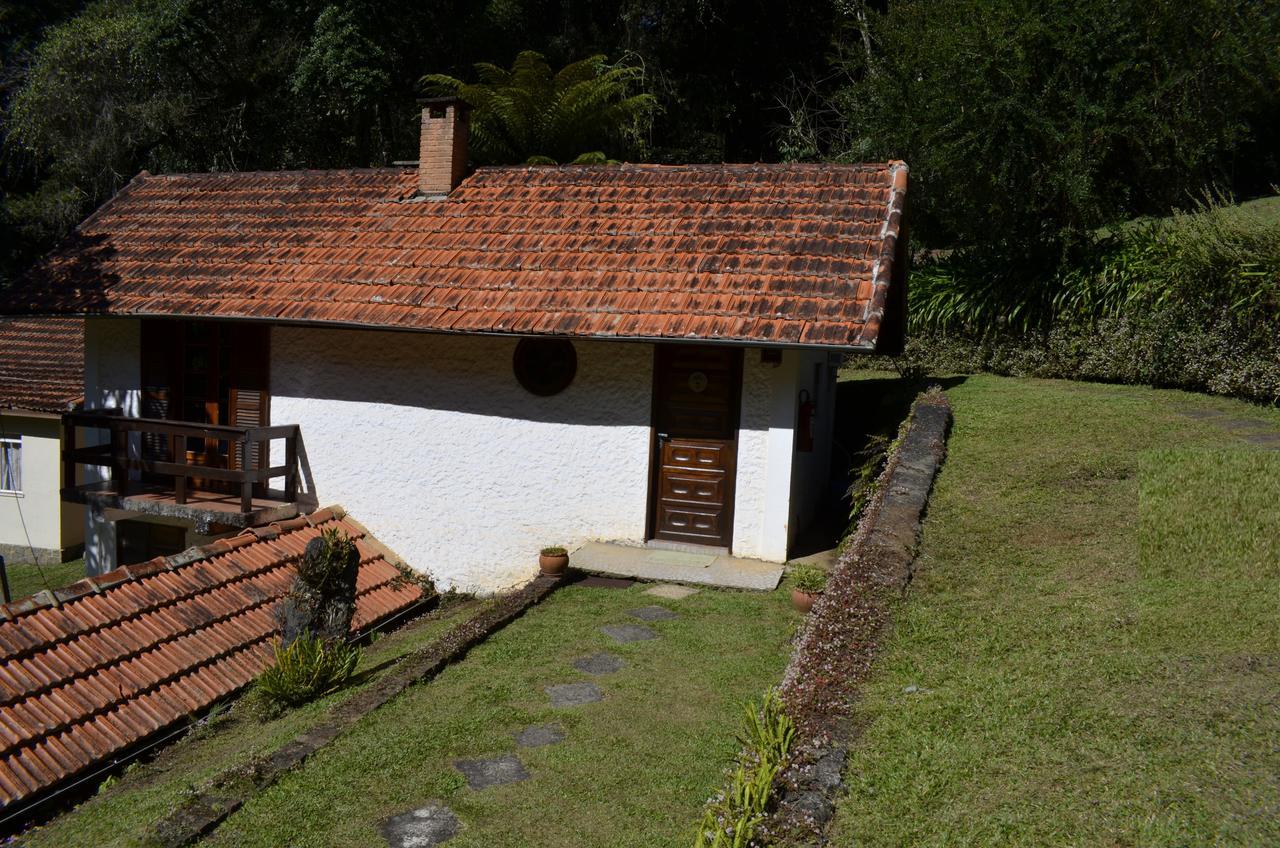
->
694;689;795;848
788;565;827;595
255;633;360;708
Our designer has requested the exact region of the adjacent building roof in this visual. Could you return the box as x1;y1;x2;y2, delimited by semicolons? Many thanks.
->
0;507;426;811
8;162;908;350
0;318;83;415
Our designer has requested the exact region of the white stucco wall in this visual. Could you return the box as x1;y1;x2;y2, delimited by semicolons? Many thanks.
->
0;413;83;563
270;327;655;593
732;349;801;562
84;318;141;418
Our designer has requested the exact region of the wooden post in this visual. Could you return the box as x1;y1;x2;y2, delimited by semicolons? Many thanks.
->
171;429;187;505
239;433;253;513
63;418;76;492
285;429;298;502
111;422;127;492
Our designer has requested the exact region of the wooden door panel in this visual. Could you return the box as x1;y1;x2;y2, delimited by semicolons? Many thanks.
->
659;470;726;506
656;504;724;542
649;345;742;548
662;406;733;435
662;439;727;470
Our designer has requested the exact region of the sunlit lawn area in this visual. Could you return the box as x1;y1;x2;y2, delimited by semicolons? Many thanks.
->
829;374;1280;846
3;557;84;602
22;581;797;847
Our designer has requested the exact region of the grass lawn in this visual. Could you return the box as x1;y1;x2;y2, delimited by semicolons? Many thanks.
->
828;374;1280;846
21;580;795;847
3;557;84;602
199;581;794;848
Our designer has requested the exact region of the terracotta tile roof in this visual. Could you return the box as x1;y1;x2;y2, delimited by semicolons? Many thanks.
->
0;507;425;811
0;318;83;414
8;162;908;349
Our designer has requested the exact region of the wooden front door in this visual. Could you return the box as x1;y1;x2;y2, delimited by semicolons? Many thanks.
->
648;345;743;548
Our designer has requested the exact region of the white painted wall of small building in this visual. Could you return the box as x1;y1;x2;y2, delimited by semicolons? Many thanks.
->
0;413;83;562
269;327;656;593
76;317;829;589
732;350;800;561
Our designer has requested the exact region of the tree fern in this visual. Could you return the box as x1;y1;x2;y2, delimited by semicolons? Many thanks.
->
421;51;656;165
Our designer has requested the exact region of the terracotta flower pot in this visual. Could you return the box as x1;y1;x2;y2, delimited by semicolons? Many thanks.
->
791;588;821;613
539;552;569;576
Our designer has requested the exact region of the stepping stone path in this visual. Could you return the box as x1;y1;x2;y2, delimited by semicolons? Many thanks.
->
381;803;460;847
546;681;604;707
453;754;530;789
389;585;690;845
515;723;566;748
644;583;700;600
572;651;626;675
601;623;659;643
626;605;679;622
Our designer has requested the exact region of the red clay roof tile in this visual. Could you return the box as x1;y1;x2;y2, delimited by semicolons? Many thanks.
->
9;163;907;350
0;318;82;414
0;509;426;812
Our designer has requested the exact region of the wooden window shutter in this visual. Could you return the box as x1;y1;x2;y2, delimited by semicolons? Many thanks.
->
228;324;270;471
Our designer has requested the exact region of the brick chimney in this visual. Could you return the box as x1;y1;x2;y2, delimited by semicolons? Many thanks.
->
417;97;470;197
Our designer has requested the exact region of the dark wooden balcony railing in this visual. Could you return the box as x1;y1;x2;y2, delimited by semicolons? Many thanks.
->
63;410;301;514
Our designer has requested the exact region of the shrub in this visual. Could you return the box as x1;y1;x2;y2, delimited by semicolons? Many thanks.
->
255;633;360;709
539;546;567;557
694;689;795;848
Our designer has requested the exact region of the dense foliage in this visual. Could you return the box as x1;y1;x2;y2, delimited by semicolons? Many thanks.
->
4;0;1278;400
819;0;1280;269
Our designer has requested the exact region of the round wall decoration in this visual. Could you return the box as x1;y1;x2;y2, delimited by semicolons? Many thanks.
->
688;371;709;393
513;338;577;396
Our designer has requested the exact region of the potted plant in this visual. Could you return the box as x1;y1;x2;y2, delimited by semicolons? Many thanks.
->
788;565;827;613
539;545;570;577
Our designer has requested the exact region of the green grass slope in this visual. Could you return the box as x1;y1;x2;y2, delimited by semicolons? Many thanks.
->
829;375;1280;846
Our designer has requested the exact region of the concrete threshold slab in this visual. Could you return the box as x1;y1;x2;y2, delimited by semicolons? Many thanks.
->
571;541;783;591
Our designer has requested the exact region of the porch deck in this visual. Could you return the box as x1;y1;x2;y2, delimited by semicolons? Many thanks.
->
65;480;307;532
570;541;784;590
